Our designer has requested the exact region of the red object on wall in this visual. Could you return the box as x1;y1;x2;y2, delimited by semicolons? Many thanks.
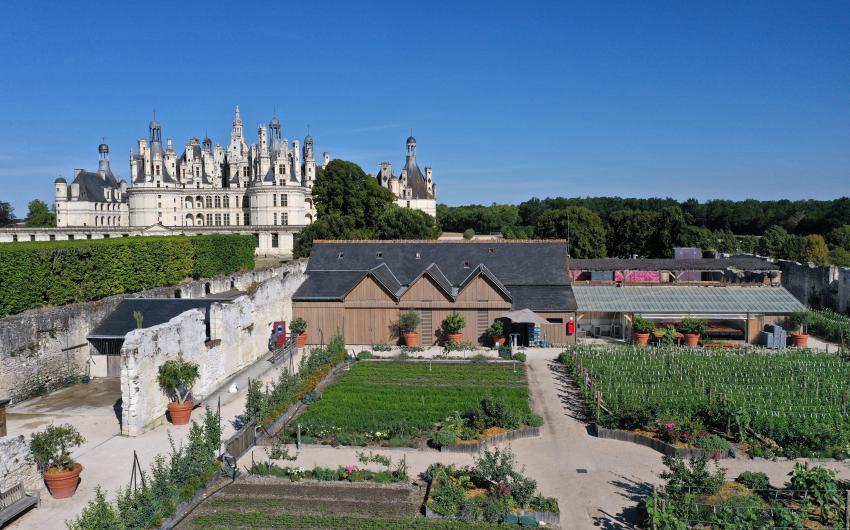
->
567;321;575;335
273;321;287;347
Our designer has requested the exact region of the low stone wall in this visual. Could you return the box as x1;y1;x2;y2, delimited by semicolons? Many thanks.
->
120;261;307;436
777;258;850;313
593;424;733;459
0;435;41;493
0;262;304;404
439;426;541;453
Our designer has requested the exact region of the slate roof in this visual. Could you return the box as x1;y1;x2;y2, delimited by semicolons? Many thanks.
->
293;241;575;310
71;170;123;203
571;285;803;313
87;298;218;339
402;156;433;200
571;257;779;271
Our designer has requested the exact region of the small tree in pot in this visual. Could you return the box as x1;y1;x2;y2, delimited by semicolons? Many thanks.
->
789;310;811;347
443;313;466;344
488;319;506;346
632;316;655;346
30;423;86;498
678;318;706;347
157;358;200;425
398;310;421;347
290;317;308;348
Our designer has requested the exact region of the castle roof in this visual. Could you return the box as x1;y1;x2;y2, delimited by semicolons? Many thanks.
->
71;170;124;202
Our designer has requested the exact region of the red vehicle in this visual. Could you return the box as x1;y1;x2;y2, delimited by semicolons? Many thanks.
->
268;321;287;350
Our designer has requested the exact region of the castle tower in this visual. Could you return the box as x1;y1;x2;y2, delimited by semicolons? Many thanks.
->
98;142;111;177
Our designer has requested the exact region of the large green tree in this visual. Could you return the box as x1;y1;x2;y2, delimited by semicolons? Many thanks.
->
313;160;395;229
26;199;55;227
801;234;830;265
606;209;658;257
758;225;790;257
827;225;850;251
0;201;16;226
375;206;440;240
535;206;606;258
293;213;371;258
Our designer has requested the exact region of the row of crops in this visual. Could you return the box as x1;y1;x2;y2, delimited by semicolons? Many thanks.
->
290;361;531;444
805;308;850;346
562;345;850;457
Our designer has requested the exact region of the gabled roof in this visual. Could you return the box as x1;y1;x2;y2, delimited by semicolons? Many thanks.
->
571;285;803;313
408;263;454;299
457;264;511;300
368;262;404;298
71;170;124;203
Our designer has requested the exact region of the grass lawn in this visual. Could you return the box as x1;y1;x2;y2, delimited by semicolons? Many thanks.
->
289;361;532;446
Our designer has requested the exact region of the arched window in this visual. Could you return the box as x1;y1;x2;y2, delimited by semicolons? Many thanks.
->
196;195;203;206
214;196;221;208
185;214;194;227
185;196;193;209
196;213;204;226
206;196;212;208
223;195;230;208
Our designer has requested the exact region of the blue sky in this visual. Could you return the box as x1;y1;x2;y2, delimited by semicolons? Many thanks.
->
0;1;848;215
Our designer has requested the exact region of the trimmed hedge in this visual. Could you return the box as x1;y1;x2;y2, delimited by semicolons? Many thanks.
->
0;235;255;317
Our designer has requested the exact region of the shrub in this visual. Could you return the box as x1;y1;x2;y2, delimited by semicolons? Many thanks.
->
67;487;124;530
659;454;724;496
512;353;527;362
523;412;544;428
189;234;254;279
29;423;85;472
735;471;770;491
398;310;421;333
290;317;307;335
371;343;392;352
443;313;466;334
487;319;505;337
478;397;520;429
632;316;655;334
429;481;465;516
430;429;457;448
695;434;731;453
678;318;706;335
157;359;200;404
356;350;373;360
462;228;475;240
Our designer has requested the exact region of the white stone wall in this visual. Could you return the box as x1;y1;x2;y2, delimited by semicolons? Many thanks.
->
394;197;437;217
0;435;41;493
119;261;307;436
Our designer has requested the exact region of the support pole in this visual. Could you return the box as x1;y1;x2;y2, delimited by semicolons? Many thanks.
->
296;423;301;449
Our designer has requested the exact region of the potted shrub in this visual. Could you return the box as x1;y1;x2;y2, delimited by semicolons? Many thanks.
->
631;316;654;346
157;358;200;425
443;313;465;344
488;319;506;346
398;310;421;347
678;318;706;347
29;424;85;498
290;317;308;348
789;310;810;347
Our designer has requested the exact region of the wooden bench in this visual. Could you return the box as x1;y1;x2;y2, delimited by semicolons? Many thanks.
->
0;482;39;527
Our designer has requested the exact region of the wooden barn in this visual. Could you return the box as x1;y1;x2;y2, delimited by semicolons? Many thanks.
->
292;240;577;346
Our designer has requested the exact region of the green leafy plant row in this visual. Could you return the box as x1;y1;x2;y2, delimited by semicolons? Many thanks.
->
0;234;255;317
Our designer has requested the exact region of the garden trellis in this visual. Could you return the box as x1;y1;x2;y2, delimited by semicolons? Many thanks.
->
564;345;850;454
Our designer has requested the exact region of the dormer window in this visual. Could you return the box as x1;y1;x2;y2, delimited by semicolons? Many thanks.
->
463;261;470;269
415;252;421;259
488;248;495;254
337;252;344;259
376;252;383;259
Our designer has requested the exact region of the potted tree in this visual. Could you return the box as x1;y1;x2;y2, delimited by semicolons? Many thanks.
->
157;358;200;425
398;310;421;347
443;313;465;344
29;423;85;498
789;310;810;347
488;319;506;346
678;319;706;347
632;316;654;346
290;317;308;348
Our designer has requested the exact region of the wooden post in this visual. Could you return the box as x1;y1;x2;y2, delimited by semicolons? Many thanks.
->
0;399;9;437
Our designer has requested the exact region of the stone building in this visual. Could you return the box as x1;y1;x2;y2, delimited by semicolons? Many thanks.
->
127;106;323;228
376;136;436;216
55;143;129;227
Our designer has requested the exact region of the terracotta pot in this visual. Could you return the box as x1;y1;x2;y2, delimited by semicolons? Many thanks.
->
44;463;83;499
790;332;809;347
167;400;194;425
493;336;506;346
447;333;463;344
296;332;308;348
684;333;700;347
633;332;650;346
403;331;419;347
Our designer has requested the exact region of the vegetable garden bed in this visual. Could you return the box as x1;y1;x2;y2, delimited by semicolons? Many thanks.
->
284;361;539;447
562;345;850;459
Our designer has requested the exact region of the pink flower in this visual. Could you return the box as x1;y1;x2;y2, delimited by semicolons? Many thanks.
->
665;422;675;429
497;480;512;496
346;465;356;474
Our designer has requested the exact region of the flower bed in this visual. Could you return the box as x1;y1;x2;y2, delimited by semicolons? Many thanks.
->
593;424;733;459
424;447;559;525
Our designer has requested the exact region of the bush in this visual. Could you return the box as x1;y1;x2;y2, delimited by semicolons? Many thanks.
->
735;471;770;491
356;350;373;360
430;429;457;448
632;316;655;334
429;482;465;516
157;359;200;404
398;310;421;333
478;397;520;429
290;317;307;335
488;319;505;337
523;412;544;428
0;235;254;317
67;487;124;530
695;434;731;453
512;353;527;362
29;423;85;472
443;313;466;334
462;228;475;240
678;318;706;335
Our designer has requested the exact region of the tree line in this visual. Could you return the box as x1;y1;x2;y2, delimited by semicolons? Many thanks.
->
0;199;55;227
437;197;850;266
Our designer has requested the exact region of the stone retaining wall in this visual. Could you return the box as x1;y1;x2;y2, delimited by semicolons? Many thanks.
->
0;262;303;404
0;435;41;493
592;424;733;459
120;261;307;436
